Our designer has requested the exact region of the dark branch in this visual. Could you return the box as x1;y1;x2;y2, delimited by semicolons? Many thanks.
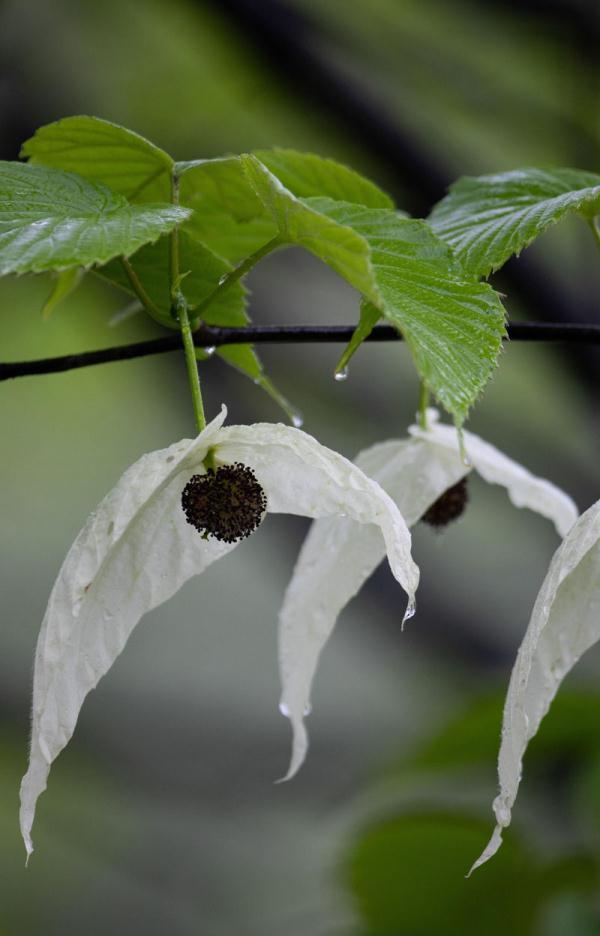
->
2;322;600;382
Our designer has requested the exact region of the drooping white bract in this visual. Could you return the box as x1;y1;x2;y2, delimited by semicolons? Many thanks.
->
470;499;600;874
20;406;419;859
278;408;578;781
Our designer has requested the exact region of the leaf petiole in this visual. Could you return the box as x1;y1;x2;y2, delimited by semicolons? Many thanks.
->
194;236;282;318
418;382;429;430
120;256;163;321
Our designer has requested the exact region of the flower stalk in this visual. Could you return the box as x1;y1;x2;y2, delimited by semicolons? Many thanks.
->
169;168;207;435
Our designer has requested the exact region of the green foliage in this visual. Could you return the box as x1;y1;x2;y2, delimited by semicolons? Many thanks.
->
406;690;600;774
344;691;600;935
41;267;84;319
430;168;600;278
98;230;248;330
0;162;188;275
254;147;395;207
21;115;174;202
177;157;277;263
346;812;595;936
4;115;599;423
176;146;393;264
243;155;506;422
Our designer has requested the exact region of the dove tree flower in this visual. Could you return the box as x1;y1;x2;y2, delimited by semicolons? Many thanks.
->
19;407;419;860
278;409;578;781
470;497;600;874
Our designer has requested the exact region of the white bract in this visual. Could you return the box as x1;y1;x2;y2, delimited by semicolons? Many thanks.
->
471;498;600;874
20;406;419;859
278;408;578;780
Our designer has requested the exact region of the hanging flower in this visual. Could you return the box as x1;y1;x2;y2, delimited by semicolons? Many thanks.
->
19;407;419;859
470;497;600;874
278;408;578;781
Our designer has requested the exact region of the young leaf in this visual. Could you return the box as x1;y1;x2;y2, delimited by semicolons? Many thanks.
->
335;300;382;375
177;157;278;264
472;498;600;873
0;163;189;275
242;155;506;422
41;267;84;319
430;168;600;278
176;148;395;265
254;148;395;208
21;115;174;202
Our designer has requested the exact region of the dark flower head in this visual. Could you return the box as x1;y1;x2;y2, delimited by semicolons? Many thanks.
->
181;462;267;543
421;477;469;530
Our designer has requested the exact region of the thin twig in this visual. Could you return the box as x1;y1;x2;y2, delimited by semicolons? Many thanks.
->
2;322;600;382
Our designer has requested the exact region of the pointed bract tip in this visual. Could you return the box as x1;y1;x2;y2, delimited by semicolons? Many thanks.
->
401;599;416;630
24;842;33;867
467;824;504;876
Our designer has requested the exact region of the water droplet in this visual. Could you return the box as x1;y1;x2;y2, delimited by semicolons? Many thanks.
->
204;345;216;357
279;701;291;718
292;412;304;428
303;702;312;717
401;600;416;630
334;366;349;382
218;274;228;286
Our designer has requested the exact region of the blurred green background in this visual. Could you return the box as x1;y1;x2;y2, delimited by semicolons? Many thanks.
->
1;0;599;933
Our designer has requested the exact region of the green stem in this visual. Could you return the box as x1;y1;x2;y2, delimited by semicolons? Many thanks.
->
418;382;429;429
170;172;181;302
178;297;206;433
194;236;282;317
170;169;206;434
121;257;163;321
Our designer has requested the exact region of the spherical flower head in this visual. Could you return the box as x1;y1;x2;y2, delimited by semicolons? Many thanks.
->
421;477;469;530
181;462;267;543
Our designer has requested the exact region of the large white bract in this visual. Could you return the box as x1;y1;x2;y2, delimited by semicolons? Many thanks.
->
19;407;419;859
278;409;578;781
471;498;600;873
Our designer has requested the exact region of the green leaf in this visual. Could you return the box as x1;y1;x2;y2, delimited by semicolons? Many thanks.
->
21;115;174;202
97;230;247;330
176;148;395;265
177;157;278;264
41;267;84;318
347;813;539;936
0;163;189;275
395;690;600;776
243;155;506;422
430;167;600;278
346;812;595;936
254;148;395;208
335;300;381;375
